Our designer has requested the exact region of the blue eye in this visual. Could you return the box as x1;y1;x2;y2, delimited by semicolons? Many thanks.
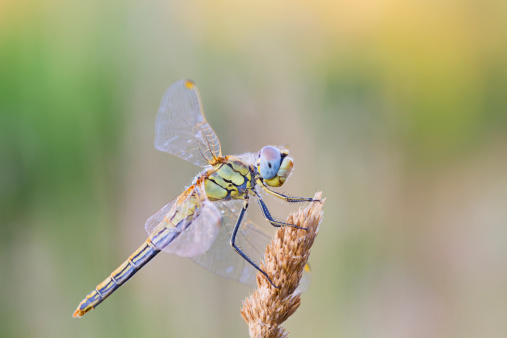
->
258;146;281;180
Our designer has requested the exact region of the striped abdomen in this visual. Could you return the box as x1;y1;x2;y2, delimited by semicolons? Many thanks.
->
73;238;160;318
73;188;199;318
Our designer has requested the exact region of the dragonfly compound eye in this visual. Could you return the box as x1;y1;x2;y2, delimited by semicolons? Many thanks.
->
258;146;281;180
263;156;294;187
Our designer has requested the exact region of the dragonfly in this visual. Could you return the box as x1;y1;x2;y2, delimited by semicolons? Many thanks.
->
73;79;318;318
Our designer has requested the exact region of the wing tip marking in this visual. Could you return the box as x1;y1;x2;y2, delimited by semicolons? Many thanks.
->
184;79;195;89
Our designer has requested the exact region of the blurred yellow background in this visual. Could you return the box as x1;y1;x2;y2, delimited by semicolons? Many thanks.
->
1;0;507;337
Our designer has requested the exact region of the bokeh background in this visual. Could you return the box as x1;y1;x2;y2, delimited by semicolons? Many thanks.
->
1;0;507;337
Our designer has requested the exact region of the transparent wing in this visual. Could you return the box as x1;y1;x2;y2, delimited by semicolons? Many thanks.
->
146;188;312;289
144;184;220;257
155;79;222;167
299;263;312;292
191;200;274;285
144;197;179;235
162;200;221;258
234;152;258;166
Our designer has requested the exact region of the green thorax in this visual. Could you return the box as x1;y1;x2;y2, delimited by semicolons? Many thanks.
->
204;156;255;201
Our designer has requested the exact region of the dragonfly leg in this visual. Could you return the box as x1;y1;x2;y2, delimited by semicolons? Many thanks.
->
260;185;321;204
257;197;308;230
230;197;280;289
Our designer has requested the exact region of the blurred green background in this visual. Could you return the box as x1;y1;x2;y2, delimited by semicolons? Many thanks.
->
1;0;507;337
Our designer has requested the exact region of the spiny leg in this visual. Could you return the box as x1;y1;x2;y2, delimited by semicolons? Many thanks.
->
230;197;280;289
260;185;321;204
257;196;307;230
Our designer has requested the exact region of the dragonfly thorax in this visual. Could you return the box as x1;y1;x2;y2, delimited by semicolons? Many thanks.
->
204;156;255;201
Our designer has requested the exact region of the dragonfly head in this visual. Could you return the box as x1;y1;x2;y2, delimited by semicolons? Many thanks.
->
257;146;294;187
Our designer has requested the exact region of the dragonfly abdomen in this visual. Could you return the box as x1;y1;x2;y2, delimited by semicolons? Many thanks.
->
73;238;160;318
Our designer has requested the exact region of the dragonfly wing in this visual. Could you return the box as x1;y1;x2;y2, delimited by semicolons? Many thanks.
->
145;188;311;289
191;200;274;285
234;152;258;166
155;79;222;167
162;199;221;258
144;197;179;235
144;184;221;258
299;263;312;292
